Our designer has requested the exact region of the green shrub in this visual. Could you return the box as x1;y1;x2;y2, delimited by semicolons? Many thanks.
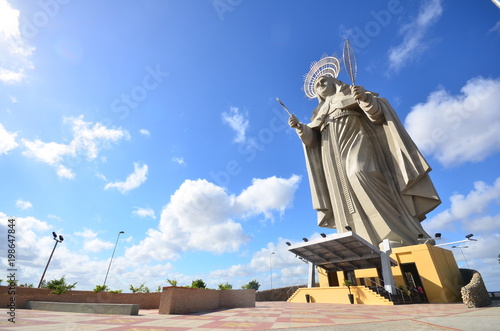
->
46;276;77;295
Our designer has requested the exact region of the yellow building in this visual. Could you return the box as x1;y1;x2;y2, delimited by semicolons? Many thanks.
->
288;233;464;305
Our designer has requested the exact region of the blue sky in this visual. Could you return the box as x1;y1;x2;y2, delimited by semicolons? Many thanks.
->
1;0;499;292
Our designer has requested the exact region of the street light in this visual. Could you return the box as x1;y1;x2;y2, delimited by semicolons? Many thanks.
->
269;252;275;290
38;232;64;288
103;231;124;288
452;245;470;268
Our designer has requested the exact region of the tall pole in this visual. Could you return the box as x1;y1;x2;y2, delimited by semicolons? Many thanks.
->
38;233;64;288
103;231;124;288
269;252;275;290
453;245;470;268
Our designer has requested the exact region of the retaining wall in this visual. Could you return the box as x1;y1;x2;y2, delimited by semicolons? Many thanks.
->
158;287;255;314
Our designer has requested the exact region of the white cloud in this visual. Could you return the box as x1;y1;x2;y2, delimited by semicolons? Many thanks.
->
388;0;442;71
222;106;250;143
104;162;148;193
405;77;500;167
0;123;18;154
490;20;500;34
22;115;129;178
133;207;156;219
172;157;185;165
74;228;114;253
125;175;300;263
424;177;500;233
139;129;150;136
16;199;32;210
0;0;35;84
56;164;75;179
235;175;301;220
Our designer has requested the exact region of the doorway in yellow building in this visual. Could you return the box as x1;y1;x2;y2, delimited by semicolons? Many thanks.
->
400;262;427;302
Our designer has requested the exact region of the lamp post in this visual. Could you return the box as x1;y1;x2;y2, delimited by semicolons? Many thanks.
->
38;232;64;288
269;252;275;290
103;231;124;288
452;245;470;268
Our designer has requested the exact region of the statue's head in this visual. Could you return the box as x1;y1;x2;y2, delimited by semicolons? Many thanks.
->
314;75;338;100
303;55;341;99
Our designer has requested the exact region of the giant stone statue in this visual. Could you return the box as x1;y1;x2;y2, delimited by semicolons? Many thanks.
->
288;55;441;247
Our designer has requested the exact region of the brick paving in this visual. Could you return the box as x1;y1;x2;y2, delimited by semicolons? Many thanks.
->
1;301;499;330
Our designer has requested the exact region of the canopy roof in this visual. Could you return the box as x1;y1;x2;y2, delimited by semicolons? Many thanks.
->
288;232;397;272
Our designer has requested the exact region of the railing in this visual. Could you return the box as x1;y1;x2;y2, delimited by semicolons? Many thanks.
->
364;277;415;304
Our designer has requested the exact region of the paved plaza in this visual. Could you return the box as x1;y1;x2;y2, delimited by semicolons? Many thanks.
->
1;301;499;330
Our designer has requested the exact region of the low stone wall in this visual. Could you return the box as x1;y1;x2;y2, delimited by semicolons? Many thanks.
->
159;287;255;314
461;271;491;308
1;286;161;309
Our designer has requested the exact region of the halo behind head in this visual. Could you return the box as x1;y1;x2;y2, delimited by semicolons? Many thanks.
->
303;56;341;99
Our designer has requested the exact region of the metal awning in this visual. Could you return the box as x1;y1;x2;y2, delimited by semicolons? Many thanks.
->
288;232;397;272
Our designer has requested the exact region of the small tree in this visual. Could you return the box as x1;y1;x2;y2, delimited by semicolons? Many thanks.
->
93;285;109;292
129;283;150;293
191;279;206;289
241;279;260;291
166;279;178;286
218;282;233;290
344;279;353;295
46;276;77;295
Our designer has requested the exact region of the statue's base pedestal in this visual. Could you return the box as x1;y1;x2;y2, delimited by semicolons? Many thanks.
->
290;244;463;305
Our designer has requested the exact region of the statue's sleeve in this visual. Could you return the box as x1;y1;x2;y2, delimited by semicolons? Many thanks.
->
357;93;385;124
296;124;318;148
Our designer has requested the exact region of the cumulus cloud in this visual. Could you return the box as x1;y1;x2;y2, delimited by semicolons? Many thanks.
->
388;0;442;71
104;162;148;194
22;115;129;178
222;106;250;144
74;228;114;253
0;123;18;154
235;175;301;220
16;199;32;210
424;177;500;233
125;176;300;263
405;77;500;167
132;207;156;219
0;0;35;84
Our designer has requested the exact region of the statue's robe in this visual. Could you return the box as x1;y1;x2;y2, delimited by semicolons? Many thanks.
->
297;80;441;246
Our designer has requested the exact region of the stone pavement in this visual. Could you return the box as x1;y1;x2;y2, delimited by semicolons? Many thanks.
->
1;301;499;330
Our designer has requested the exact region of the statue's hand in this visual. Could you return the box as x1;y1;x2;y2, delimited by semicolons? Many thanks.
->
351;85;367;102
288;114;300;129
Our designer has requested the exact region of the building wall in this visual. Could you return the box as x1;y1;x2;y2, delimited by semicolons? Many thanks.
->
314;244;463;304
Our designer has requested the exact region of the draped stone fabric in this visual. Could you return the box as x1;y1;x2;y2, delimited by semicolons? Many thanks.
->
296;78;441;247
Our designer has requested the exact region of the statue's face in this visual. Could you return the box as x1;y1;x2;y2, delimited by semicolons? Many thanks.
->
314;76;336;99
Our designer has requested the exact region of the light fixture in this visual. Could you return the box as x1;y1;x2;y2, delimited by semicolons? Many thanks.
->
38;232;64;288
465;234;474;239
302;238;308;242
345;226;352;231
435;233;441;238
286;242;291;246
320;233;326;238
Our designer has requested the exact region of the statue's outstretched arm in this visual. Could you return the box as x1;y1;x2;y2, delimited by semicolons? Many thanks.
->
288;114;318;148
